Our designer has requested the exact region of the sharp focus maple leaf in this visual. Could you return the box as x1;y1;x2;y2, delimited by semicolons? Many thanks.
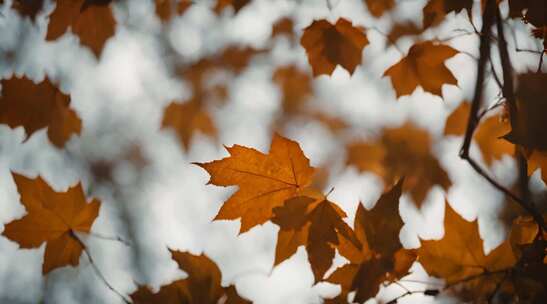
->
2;0;45;20
444;102;514;166
131;249;251;304
46;0;116;57
155;0;192;22
423;0;473;28
300;18;369;76
161;100;217;151
364;0;395;18
213;0;250;15
327;180;416;303
346;123;451;207
418;201;517;284
0;76;82;148
271;190;361;282
383;41;459;98
2;173;101;274
195;133;315;233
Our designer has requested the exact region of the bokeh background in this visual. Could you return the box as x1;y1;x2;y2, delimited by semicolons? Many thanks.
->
0;0;545;303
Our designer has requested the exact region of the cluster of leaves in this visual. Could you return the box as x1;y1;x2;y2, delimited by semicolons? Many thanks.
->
0;0;546;303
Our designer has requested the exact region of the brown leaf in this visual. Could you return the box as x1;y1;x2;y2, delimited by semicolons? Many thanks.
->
383;41;459;98
161;100;217;151
46;0;116;57
422;0;473;29
131;250;251;304
272;192;361;282
364;0;395;18
155;0;192;22
386;22;424;46
2;173;100;274
0;76;81;148
195;134;315;233
346;123;451;207
301;18;369;76
4;0;45;20
418;201;517;284
214;0;251;15
271;17;294;39
444;102;514;165
272;65;312;115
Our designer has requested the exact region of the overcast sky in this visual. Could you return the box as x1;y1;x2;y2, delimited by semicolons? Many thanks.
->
0;0;545;303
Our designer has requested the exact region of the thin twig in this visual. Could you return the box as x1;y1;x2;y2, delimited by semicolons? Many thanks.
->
367;26;404;55
70;231;131;304
88;232;131;246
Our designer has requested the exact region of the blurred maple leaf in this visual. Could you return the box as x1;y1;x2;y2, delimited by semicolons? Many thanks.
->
131;249;250;304
422;0;473;28
327;180;417;303
2;173;100;274
386;21;424;47
46;0;116;57
364;0;395;18
271;190;361;282
1;0;45;20
162;99;217;150
0;76;81;148
504;73;547;183
508;0;546;27
384;41;459;98
271;17;295;40
444;101;514;166
273;65;313;115
346;123;451;207
214;0;250;15
195;134;315;233
418;201;517;284
155;0;192;22
301;18;369;76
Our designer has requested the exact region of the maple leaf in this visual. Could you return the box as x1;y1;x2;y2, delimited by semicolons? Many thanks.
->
2;0;45;20
364;0;395;18
162;99;217;151
273;65;312;115
509;0;546;27
271;17;295;40
271;191;361;282
213;0;250;15
386;21;424;47
2;173;100;274
444;102;514;166
46;0;116;57
418;201;517;284
155;0;192;22
301;18;369;76
131;249;251;304
346;123;451;207
326;180;416;303
195;133;315;233
422;0;473;28
384;41;459;98
0;76;82;148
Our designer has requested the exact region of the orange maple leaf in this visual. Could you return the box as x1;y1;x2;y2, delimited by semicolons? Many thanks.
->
46;0;116;57
364;0;395;18
444;102;514;166
383;40;459;98
301;18;369;76
195;134;315;233
346;123;451;207
418;201;517;284
327;180;416;302
155;0;192;22
2;173;101;274
2;0;45;20
214;0;251;15
271;190;361;282
0;76;82;148
422;0;473;28
131;249;251;304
